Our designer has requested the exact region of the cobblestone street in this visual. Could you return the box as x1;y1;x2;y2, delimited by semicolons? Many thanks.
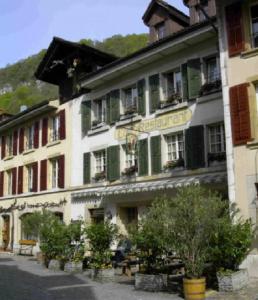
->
0;253;258;300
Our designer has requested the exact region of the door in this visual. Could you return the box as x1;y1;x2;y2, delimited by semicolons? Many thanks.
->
2;215;10;251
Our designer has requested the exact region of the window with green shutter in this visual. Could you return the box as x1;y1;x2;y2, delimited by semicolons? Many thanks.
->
185;126;205;169
83;152;91;184
138;139;149;176
107;90;120;124
187;59;201;99
107;145;120;181
81;101;91;135
149;74;160;113
137;79;146;116
181;63;189;100
151;135;162;175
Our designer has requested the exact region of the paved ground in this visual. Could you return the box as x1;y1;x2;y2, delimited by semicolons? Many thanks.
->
0;253;258;300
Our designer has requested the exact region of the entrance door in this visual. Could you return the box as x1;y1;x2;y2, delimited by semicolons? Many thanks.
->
2;215;10;251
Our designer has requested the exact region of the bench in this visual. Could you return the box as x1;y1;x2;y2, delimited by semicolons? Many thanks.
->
19;240;37;256
117;256;141;277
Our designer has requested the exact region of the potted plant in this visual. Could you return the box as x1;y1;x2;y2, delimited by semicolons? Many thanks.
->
122;165;138;176
84;221;118;282
208;152;226;166
124;105;137;115
210;205;253;292
163;158;184;171
93;170;106;182
199;79;221;97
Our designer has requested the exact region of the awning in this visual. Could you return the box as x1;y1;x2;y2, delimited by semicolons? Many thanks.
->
71;172;227;201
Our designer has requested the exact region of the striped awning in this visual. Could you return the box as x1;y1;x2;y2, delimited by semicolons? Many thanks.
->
71;172;227;201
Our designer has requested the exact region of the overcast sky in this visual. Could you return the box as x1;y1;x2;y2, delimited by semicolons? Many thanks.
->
0;0;188;68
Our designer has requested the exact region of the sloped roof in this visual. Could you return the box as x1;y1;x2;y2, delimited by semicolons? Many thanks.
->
142;0;189;25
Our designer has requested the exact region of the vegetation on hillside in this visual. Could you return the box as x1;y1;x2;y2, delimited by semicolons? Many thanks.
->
0;34;148;114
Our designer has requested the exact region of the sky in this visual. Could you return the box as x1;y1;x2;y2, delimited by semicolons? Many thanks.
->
0;0;188;68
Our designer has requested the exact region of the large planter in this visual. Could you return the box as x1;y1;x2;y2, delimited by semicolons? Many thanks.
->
217;269;249;292
91;268;115;282
36;252;48;267
135;273;167;292
64;261;83;273
48;259;63;271
183;277;206;300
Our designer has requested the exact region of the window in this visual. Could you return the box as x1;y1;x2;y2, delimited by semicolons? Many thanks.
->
92;98;106;126
51;159;59;188
50;115;60;142
251;4;258;48
94;150;106;174
7;134;13;156
7;171;12;195
156;22;166;40
208;124;226;153
123;86;137;114
163;70;182;103
27;166;33;192
26;125;34;150
166;133;184;161
205;56;220;83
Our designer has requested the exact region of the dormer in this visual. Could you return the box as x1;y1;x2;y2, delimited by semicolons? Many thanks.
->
143;0;190;44
183;0;216;25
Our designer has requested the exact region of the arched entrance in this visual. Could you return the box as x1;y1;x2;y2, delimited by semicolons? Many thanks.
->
2;215;10;251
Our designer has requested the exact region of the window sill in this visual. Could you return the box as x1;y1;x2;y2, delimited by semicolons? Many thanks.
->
155;102;188;116
197;91;222;104
3;155;14;161
116;115;142;127
241;48;258;59
247;140;258;149
22;149;35;155
88;124;110;136
47;140;61;148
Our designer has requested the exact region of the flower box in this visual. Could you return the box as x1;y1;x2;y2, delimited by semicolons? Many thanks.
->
122;165;138;176
64;261;83;273
199;79;221;97
135;273;167;292
93;171;106;181
217;269;249;292
163;158;185;171
91;268;115;282
124;106;137;115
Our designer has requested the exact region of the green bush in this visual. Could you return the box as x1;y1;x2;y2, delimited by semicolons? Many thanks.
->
210;205;253;273
84;221;118;269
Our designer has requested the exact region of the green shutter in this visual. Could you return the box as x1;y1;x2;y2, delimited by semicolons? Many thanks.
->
149;74;160;113
185;126;205;169
150;135;162;175
107;145;120;181
138;139;149;176
83;152;91;184
110;90;120;124
137;79;146;116
187;59;201;99
106;93;111;124
81;101;91;135
181;63;189;100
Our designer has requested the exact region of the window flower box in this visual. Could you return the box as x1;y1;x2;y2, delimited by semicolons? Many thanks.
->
160;93;182;108
93;171;106;181
208;152;226;162
124;105;137;115
163;158;184;171
122;165;138;176
199;79;221;97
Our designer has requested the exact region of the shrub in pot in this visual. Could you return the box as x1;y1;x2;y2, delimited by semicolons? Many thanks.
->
84;221;118;281
210;205;253;291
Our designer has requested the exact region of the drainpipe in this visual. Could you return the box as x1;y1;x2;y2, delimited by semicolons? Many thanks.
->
216;1;236;207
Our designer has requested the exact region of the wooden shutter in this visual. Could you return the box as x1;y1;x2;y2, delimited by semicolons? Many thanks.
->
230;83;251;145
138;139;149;176
12;168;17;195
83;153;91;184
185;126;205;169
1;136;6;159
181;63;189;100
42;118;48;146
81;101;91;134
225;2;245;57
13;131;18;156
0;171;4;197
149;74;160;113
59;109;66;140
19;128;24;154
58;155;65;188
106;94;111;124
110;90;120;124
187;59;201;99
137;79;146;116
32;162;38;192
40;159;47;191
17;166;23;194
151;135;162;175
107;145;120;181
34;121;39;148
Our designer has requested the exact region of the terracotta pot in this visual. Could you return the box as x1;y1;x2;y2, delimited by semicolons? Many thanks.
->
183;277;206;300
